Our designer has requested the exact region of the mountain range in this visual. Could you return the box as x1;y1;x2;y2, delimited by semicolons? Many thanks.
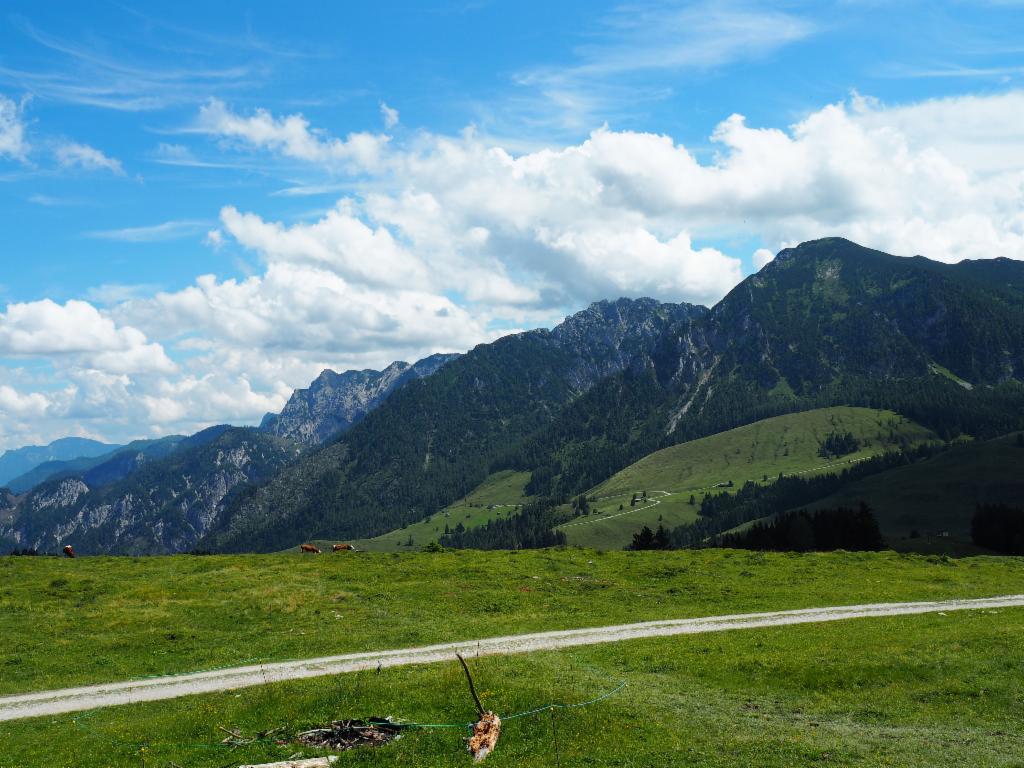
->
3;435;190;494
0;355;461;554
205;238;1024;552
0;438;118;487
3;238;1024;555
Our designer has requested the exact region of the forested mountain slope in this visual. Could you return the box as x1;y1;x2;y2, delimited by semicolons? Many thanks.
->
204;240;1024;552
203;298;703;550
16;238;1021;556
521;238;1024;498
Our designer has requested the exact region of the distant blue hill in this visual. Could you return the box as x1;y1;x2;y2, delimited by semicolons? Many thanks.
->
4;436;190;494
0;437;119;487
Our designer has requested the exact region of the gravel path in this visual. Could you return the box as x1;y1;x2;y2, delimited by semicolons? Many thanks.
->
2;594;1022;722
559;490;670;528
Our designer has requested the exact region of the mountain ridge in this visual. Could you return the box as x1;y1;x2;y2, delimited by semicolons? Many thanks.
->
204;238;1024;552
201;296;704;551
4;435;188;494
259;352;459;446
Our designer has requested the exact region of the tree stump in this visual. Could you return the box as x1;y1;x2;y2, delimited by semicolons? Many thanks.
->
467;711;502;762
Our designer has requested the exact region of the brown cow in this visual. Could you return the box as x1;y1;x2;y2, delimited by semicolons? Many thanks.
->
62;545;75;558
299;543;321;554
332;543;354;552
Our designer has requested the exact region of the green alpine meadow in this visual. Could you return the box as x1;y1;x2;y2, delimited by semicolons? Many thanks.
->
4;4;1024;764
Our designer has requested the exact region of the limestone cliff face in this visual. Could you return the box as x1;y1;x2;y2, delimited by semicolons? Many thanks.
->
260;353;459;446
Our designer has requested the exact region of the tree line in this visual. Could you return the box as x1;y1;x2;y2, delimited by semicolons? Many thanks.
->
972;503;1024;555
716;504;884;552
438;499;568;550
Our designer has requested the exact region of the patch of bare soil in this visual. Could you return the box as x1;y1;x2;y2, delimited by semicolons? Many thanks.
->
296;718;402;750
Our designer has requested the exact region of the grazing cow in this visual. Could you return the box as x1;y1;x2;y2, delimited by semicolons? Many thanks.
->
299;543;321;554
62;545;75;559
332;543;355;552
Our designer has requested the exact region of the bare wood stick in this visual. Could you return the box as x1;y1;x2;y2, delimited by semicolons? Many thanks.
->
295;728;334;737
456;653;485;717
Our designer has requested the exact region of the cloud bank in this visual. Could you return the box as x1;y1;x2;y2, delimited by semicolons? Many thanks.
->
2;89;1024;448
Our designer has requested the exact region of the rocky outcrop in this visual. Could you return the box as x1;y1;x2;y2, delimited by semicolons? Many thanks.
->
260;353;459;446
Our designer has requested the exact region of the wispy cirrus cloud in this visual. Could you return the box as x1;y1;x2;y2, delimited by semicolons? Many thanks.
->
569;1;815;77
84;283;165;305
149;142;258;170
0;18;263;111
270;182;355;197
84;219;211;242
55;142;125;174
0;94;30;162
508;1;816;132
882;63;1024;79
28;193;83;206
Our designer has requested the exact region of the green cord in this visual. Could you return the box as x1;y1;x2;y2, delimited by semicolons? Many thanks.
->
68;679;628;751
366;679;628;728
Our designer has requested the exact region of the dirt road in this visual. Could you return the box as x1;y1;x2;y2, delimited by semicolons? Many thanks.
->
2;594;1021;722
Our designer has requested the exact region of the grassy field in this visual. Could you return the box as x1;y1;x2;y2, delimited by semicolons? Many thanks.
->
2;550;1024;766
556;407;937;549
349;470;533;552
3;550;1024;696
802;434;1024;552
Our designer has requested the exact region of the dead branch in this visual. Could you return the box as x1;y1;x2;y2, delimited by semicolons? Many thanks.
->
456;653;485;717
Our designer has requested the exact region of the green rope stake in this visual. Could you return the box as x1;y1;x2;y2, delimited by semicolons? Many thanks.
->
366;679;629;729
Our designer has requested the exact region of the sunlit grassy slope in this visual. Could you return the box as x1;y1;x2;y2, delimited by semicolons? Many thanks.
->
595;407;934;496
3;550;1024;767
332;470;533;551
558;407;937;548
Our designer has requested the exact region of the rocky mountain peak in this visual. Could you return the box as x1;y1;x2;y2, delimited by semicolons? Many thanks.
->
260;352;459;446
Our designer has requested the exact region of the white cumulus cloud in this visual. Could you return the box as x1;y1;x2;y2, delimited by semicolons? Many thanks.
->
6;88;1024;448
196;98;389;172
0;299;173;374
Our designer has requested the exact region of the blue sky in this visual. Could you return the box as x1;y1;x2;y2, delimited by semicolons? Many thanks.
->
0;1;1022;449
